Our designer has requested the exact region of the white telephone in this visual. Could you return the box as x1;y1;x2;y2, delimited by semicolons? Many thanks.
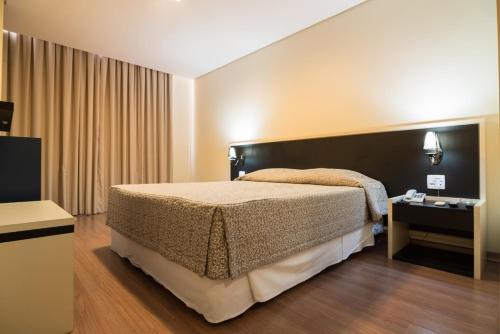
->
403;189;426;203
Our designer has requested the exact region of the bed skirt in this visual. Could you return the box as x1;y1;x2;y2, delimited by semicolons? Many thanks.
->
110;223;375;323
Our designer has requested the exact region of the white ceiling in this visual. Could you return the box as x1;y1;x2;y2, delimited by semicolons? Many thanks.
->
5;0;365;78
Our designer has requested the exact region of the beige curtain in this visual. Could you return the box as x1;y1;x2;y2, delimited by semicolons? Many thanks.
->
3;31;170;215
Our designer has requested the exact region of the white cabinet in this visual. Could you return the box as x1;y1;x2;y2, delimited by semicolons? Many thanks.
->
0;201;74;334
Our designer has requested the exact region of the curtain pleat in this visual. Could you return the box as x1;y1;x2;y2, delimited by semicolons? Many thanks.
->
3;31;170;215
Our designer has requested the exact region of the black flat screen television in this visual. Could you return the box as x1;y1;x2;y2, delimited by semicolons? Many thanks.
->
0;101;14;132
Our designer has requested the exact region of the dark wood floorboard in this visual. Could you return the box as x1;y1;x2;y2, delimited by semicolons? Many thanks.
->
73;214;500;334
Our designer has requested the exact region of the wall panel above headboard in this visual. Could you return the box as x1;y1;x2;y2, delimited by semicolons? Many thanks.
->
230;123;480;199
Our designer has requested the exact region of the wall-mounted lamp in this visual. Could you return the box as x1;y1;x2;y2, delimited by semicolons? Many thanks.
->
423;131;443;165
228;147;245;167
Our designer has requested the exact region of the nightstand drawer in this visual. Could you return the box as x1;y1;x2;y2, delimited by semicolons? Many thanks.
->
393;202;473;236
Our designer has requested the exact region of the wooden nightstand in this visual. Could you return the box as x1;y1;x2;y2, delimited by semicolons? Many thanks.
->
388;196;487;279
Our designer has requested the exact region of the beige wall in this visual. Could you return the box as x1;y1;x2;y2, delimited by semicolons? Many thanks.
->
0;0;4;94
195;0;500;251
170;75;195;182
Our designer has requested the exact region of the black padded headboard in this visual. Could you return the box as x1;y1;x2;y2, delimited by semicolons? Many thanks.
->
230;124;480;199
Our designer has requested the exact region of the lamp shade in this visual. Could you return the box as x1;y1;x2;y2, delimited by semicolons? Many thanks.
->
423;131;440;151
228;147;237;160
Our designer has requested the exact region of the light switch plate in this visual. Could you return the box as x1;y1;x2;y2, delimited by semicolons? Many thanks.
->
427;175;445;190
238;171;246;177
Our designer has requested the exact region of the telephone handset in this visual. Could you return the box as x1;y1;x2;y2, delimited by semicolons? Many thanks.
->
403;189;426;203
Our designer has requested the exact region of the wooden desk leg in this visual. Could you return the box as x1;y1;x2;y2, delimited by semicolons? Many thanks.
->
474;200;487;280
388;199;409;259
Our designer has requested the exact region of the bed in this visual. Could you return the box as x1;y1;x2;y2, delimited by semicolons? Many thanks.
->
107;168;388;323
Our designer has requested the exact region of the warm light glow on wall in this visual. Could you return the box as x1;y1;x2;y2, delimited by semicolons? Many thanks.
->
220;105;264;143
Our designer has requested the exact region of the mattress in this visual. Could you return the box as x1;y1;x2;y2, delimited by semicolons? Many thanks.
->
107;181;372;279
110;223;375;323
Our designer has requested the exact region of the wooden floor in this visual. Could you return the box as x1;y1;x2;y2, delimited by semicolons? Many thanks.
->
74;214;500;334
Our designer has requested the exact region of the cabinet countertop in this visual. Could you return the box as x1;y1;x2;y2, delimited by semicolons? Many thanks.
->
392;199;474;212
0;200;74;234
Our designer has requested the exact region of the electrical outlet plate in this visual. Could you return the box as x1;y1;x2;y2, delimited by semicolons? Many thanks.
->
427;175;445;190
